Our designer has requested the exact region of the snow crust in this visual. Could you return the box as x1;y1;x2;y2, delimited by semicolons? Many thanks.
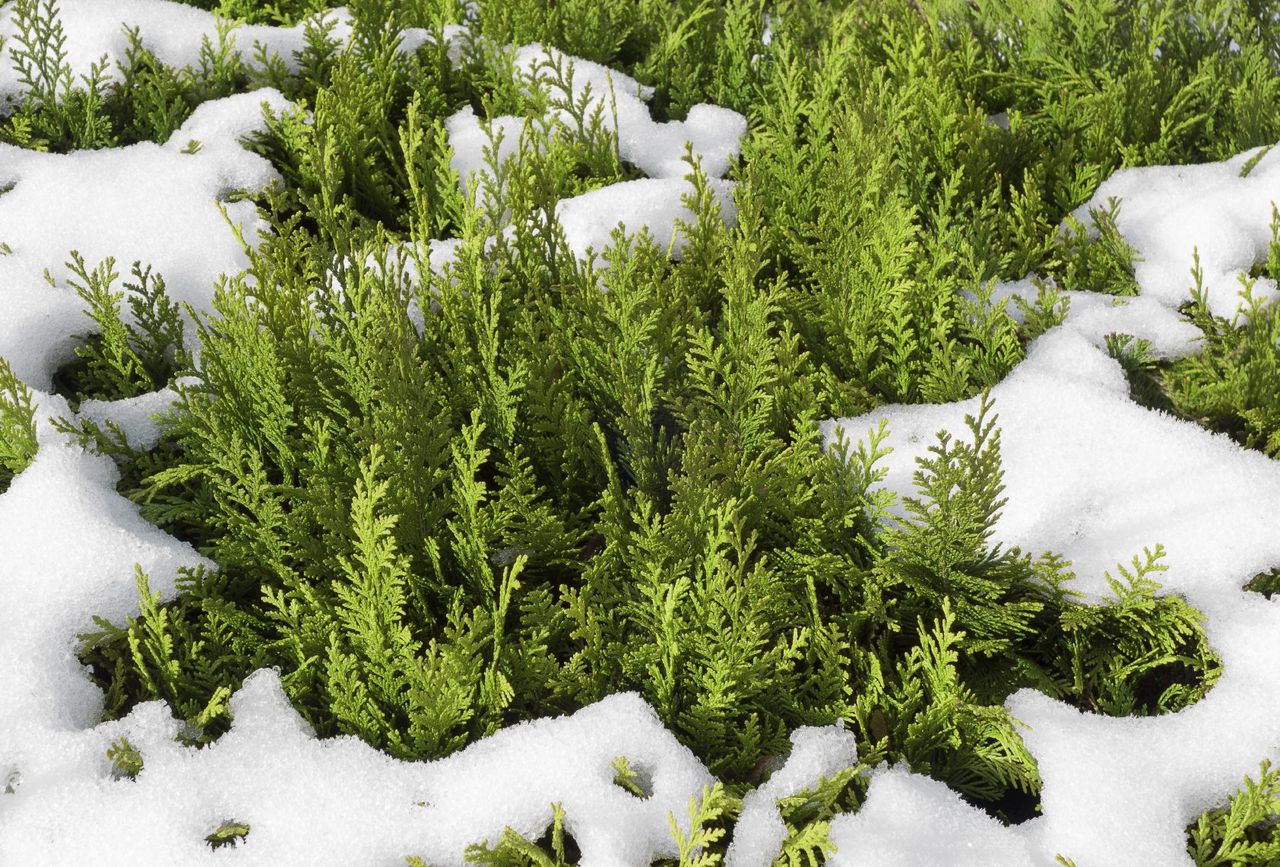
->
1;1;1279;864
1;668;719;866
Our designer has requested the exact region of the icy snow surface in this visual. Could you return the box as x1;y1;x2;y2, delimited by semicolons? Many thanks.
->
2;1;1280;865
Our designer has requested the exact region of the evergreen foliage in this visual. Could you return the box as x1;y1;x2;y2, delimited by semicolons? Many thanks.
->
0;0;1270;862
0;355;38;493
205;820;251;849
1161;216;1280;457
0;0;341;150
106;736;144;780
51;253;188;405
176;0;332;27
1188;761;1280;866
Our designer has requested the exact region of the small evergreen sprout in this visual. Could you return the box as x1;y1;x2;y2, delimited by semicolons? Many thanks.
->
660;783;741;867
462;802;579;867
1164;212;1280;458
1187;760;1280;866
1042;197;1142;297
106;736;144;780
1056;546;1221;718
205;820;250;849
1243;568;1280;600
57;252;187;403
1012;280;1071;345
1104;332;1172;412
611;755;651;798
769;747;888;867
0;356;38;493
1239;145;1275;179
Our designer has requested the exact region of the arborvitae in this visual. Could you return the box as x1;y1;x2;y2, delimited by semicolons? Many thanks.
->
1163;214;1280;458
31;0;1278;863
1188;761;1280;866
51;253;187;406
0;356;38;493
0;0;336;151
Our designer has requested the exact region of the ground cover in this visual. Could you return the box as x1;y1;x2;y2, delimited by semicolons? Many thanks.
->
1;0;1280;864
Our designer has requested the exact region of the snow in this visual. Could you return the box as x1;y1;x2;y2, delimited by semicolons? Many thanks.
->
0;88;292;389
0;0;349;108
828;765;1035;865
1;672;718;866
974;277;1204;360
2;1;1280;864
1070;142;1280;318
823;224;1280;865
77;381;185;450
0;392;212;737
555;177;738;262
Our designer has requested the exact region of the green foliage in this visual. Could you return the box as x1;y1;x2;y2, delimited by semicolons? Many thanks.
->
1103;326;1188;417
0;0;341;151
1243;568;1280;600
3;0;115;149
205;820;250;849
106;736;144;780
175;0;332;26
1188;761;1280;866
611;755;651;798
462;802;578;867
1041;198;1142;297
659;784;739;867
29;0;1270;862
1053;546;1220;717
0;356;39;493
766;746;888;867
1163;217;1280;457
53;253;187;405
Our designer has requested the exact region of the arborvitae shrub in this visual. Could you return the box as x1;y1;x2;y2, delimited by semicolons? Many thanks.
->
0;356;39;494
1187;761;1280;867
25;0;1277;863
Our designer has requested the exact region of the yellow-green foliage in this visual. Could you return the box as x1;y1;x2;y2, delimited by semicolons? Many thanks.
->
1162;213;1280;457
1188;761;1280;866
10;0;1269;864
0;356;38;492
